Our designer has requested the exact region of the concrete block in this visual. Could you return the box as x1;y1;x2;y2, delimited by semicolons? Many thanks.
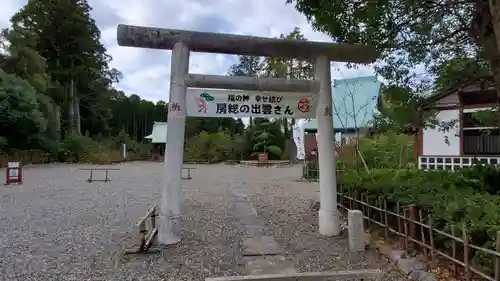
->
398;257;424;275
410;269;437;281
388;249;405;262
348;210;364;252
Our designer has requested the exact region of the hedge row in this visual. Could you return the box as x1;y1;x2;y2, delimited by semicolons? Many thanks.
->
339;165;500;275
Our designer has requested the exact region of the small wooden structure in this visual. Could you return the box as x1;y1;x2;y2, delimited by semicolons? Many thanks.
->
5;162;22;185
204;269;382;281
257;153;269;166
77;167;120;183
125;204;160;254
182;167;196;180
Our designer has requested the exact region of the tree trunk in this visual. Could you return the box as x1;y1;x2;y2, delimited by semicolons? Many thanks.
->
283;118;289;138
74;94;81;135
67;80;75;134
54;104;61;142
489;0;500;102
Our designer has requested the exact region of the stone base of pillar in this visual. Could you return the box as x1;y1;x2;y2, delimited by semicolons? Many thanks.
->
348;210;365;252
318;208;341;236
158;215;181;245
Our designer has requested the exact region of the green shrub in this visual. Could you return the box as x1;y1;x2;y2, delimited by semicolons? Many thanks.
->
338;133;415;170
58;133;98;162
0;149;50;167
339;166;500;276
184;131;236;162
55;132;151;163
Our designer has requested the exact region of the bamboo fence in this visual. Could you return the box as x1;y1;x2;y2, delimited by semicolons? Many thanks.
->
338;186;500;281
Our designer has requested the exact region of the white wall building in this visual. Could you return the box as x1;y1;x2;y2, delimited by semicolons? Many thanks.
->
418;81;500;170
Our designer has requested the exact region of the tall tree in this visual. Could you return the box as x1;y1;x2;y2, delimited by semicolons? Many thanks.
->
434;57;491;90
286;0;500;94
0;26;60;144
263;27;314;137
228;55;264;126
0;70;49;150
228;56;264;77
9;0;120;137
264;27;314;80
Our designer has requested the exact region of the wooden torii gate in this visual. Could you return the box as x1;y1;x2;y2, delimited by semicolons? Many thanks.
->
116;24;377;245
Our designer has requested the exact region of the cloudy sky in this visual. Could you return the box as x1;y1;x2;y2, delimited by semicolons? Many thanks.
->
1;0;377;102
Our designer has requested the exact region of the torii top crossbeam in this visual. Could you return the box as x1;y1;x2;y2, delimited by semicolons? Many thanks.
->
116;24;377;63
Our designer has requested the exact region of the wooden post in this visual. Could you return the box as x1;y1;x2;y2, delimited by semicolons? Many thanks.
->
495;231;500;281
408;204;420;249
353;190;357;210
403;209;409;249
418;210;427;257
396;202;402;243
361;194;367;229
151;207;157;229
339;184;344;209
451;226;457;275
378;198;384;230
366;195;371;229
383;200;389;239
138;220;147;250
463;224;471;281
428;215;435;262
125;204;160;254
348;188;353;209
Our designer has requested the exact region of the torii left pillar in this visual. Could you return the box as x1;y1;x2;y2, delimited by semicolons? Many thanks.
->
160;42;189;244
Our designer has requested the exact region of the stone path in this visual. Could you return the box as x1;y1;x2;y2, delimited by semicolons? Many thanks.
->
230;178;296;275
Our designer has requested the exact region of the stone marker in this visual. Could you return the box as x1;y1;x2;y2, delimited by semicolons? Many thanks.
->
348;210;365;252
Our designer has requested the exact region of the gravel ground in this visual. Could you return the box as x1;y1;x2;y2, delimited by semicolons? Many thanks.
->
0;162;407;281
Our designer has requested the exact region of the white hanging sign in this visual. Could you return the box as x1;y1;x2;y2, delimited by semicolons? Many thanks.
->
122;143;126;161
9;168;19;177
8;162;19;168
292;124;305;160
186;88;317;118
8;162;19;177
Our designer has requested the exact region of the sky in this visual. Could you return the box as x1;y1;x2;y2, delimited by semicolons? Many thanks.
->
0;0;380;103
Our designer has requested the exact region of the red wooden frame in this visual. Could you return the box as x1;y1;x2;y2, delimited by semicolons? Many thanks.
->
5;163;22;185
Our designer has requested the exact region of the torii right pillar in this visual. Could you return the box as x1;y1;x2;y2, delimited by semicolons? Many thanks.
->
315;55;340;236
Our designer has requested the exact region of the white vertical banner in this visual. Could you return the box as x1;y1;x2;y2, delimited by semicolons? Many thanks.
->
292;123;305;160
334;132;342;146
122;143;126;161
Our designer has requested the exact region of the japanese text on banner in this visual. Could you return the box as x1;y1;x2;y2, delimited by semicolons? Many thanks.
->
186;89;317;118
